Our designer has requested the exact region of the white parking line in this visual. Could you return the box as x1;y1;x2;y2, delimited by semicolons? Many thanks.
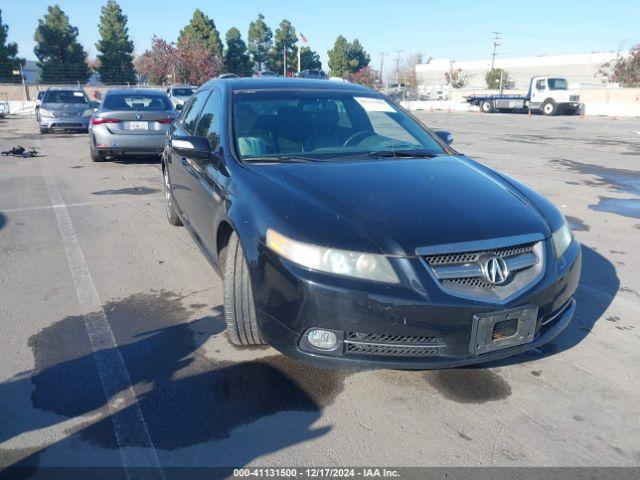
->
40;157;164;479
1;196;163;214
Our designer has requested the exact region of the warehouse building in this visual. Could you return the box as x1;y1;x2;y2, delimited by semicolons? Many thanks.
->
415;52;622;90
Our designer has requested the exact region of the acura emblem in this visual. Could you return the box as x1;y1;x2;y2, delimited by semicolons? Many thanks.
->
136;113;141;120
482;256;509;285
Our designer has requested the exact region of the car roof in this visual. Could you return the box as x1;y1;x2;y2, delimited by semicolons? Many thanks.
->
45;87;85;92
199;77;372;94
105;88;168;96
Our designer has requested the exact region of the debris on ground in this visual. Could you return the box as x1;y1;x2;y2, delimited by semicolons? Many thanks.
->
1;146;40;158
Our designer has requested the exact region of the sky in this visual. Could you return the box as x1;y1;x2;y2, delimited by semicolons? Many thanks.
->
1;0;638;76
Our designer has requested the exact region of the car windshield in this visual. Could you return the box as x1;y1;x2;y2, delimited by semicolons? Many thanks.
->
43;90;88;104
172;88;194;97
233;91;446;161
103;94;173;111
548;78;568;90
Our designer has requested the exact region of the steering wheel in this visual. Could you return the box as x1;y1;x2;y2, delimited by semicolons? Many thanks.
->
343;130;376;147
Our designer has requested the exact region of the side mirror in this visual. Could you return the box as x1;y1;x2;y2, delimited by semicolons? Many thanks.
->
171;135;211;159
435;130;453;145
175;103;184;111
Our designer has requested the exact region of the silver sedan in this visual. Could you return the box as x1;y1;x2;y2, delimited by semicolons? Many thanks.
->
89;89;176;162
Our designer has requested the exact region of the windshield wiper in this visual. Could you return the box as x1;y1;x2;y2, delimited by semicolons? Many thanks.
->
243;155;317;163
367;149;439;158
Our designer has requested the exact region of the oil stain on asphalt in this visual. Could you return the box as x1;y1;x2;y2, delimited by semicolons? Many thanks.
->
17;291;345;454
551;158;640;219
426;368;512;403
92;187;160;196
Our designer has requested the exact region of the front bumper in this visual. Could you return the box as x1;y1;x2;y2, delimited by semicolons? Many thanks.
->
40;115;90;131
253;240;581;370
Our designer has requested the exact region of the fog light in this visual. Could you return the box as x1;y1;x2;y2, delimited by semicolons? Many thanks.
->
307;329;337;350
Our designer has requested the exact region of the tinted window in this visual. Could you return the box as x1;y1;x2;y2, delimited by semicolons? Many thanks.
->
195;90;222;148
180;91;209;135
103;94;172;111
233;91;445;160
43;90;88;104
535;80;546;90
172;88;194;97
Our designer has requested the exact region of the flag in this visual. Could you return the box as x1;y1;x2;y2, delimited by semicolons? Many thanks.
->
298;33;308;43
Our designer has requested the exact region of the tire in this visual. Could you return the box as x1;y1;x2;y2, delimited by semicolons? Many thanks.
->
90;144;105;162
40;127;48;134
542;99;557;116
163;166;183;226
481;100;494;113
223;233;265;346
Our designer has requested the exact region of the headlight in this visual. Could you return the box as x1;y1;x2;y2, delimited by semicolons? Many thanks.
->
40;109;54;117
266;229;399;283
0;104;6;112
82;108;94;117
551;221;573;258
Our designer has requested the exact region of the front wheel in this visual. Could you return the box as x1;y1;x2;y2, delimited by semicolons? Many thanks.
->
222;233;265;346
542;99;557;116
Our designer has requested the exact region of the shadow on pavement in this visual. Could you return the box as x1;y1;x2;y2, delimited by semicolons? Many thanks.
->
0;291;339;473
0;212;6;231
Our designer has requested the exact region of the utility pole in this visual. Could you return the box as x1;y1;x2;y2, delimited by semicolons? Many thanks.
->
490;32;501;70
378;52;386;85
395;50;403;84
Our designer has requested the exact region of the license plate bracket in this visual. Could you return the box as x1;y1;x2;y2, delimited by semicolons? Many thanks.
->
470;305;538;355
129;121;148;130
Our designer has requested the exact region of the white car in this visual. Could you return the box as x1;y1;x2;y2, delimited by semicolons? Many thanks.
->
167;85;196;110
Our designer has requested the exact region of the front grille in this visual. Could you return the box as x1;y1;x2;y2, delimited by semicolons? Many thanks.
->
346;332;440;344
425;242;535;266
344;331;444;358
422;238;545;301
570;95;580;102
345;342;441;357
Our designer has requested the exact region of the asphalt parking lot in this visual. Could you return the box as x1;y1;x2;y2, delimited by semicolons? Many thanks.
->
1;112;639;473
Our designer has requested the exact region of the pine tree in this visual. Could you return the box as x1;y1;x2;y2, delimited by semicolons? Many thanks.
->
348;39;370;71
299;47;322;71
247;14;272;72
0;8;22;83
34;5;90;83
328;36;370;78
269;19;297;75
327;35;351;78
224;28;252;77
178;9;223;58
96;0;136;84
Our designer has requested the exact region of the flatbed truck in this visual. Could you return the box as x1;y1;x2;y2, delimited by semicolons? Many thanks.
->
465;76;582;115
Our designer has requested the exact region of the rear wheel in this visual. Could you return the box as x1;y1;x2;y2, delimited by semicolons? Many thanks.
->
480;100;494;113
90;144;105;162
222;233;265;346
542;99;557;116
163;166;182;226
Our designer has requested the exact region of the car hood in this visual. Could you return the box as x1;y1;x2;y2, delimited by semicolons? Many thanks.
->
42;103;88;113
245;155;552;256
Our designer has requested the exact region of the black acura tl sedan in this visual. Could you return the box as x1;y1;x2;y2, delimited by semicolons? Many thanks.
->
162;78;581;369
